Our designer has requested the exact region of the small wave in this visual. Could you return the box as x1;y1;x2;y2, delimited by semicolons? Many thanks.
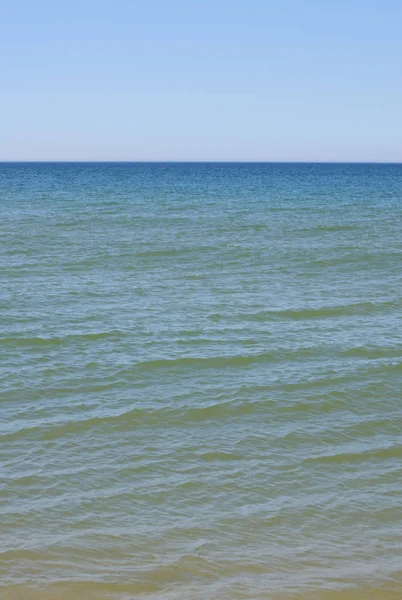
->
301;224;361;233
236;300;400;321
0;397;272;442
304;443;402;466
0;330;125;347
198;450;245;461
134;245;216;258
133;348;317;371
340;346;402;360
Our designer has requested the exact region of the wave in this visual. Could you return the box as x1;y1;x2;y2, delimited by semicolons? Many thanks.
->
0;330;126;347
216;300;401;322
0;397;274;442
304;443;402;466
134;245;218;258
131;347;321;371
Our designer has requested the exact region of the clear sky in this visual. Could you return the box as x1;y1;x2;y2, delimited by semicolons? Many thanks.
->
1;0;401;162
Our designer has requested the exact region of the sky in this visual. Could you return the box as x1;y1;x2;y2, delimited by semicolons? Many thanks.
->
1;0;401;162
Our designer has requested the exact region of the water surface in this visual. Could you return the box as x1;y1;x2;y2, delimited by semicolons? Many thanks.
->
1;163;402;599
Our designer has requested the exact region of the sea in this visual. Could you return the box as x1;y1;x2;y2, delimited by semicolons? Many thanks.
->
1;162;402;600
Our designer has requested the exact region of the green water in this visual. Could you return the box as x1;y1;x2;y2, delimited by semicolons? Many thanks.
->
1;163;402;599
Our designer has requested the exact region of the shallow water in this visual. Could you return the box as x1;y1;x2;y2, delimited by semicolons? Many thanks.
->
1;163;402;599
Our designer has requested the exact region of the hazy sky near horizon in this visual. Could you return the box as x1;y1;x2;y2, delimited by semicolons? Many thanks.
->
2;0;402;162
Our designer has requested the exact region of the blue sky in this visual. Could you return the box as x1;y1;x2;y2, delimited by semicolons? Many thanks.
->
2;0;401;161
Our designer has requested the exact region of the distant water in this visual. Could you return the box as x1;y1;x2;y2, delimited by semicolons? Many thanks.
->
1;163;402;600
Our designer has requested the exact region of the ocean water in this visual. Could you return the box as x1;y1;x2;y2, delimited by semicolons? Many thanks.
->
1;162;402;600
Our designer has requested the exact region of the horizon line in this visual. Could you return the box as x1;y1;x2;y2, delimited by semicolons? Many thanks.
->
1;160;402;165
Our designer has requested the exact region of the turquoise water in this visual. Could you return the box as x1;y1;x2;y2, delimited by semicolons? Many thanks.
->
1;163;402;600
